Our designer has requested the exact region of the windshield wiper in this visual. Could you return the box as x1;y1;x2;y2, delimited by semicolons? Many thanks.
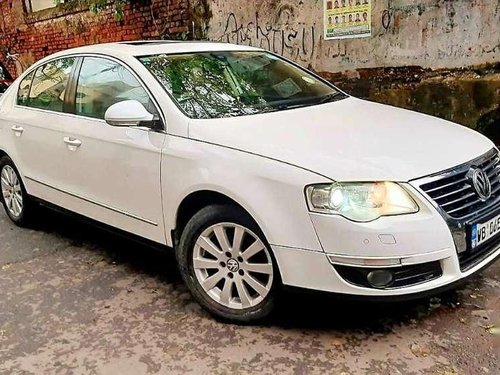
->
255;91;348;114
317;91;348;104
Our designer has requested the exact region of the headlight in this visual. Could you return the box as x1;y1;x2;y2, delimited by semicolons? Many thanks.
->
305;182;419;222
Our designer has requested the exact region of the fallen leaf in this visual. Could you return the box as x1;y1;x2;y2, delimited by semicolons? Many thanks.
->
330;338;344;347
326;348;341;360
410;343;429;358
481;324;495;331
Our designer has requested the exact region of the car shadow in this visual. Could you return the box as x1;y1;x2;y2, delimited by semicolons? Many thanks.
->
29;205;478;331
30;205;183;286
271;288;465;331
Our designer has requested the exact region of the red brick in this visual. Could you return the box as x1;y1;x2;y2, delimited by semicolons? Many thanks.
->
0;0;190;78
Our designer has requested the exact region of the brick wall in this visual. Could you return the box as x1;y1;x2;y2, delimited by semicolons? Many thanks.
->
0;0;190;77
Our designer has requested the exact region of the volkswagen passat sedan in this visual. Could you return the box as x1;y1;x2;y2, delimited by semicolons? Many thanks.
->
0;41;499;322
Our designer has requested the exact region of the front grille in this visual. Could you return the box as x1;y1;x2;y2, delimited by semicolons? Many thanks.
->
460;229;500;271
419;150;500;221
334;262;442;289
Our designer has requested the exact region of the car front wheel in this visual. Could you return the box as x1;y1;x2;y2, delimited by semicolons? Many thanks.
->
177;204;279;323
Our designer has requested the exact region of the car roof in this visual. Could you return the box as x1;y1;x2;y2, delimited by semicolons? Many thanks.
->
40;41;262;63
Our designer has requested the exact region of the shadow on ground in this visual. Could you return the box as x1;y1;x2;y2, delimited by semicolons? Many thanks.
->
30;206;474;331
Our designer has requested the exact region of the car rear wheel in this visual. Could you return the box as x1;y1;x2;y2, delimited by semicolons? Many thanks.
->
177;204;279;323
0;156;35;226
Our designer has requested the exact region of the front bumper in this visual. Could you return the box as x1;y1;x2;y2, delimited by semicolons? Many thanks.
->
272;238;500;297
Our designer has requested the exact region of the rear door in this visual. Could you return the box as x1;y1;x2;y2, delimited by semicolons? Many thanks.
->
6;57;77;204
61;56;166;243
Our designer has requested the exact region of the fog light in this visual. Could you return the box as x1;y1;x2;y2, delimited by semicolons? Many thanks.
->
366;270;394;288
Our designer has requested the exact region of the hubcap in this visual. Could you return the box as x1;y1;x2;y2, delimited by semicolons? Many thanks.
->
226;258;239;272
193;223;274;310
1;165;23;218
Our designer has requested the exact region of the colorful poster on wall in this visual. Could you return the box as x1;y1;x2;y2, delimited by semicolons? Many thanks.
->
324;0;372;40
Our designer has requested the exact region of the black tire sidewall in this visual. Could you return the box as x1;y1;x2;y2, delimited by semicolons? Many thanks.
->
177;204;280;323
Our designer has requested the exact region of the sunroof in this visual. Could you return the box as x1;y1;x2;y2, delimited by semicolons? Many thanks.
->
119;40;184;45
119;40;216;46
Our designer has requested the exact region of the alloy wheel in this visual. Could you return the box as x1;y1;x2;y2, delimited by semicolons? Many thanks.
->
1;165;23;218
192;223;274;310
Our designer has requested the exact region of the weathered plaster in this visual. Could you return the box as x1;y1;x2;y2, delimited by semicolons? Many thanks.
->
205;0;500;72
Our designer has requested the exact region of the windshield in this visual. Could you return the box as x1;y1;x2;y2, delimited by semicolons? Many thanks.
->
139;51;346;119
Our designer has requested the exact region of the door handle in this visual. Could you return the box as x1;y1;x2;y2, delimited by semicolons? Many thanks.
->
63;137;82;148
11;125;24;136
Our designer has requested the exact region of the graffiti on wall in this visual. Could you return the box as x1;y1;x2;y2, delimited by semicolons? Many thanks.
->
216;11;317;64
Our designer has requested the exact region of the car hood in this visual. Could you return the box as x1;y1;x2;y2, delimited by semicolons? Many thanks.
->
188;97;495;181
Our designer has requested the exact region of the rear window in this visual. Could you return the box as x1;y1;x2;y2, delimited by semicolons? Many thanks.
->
19;57;75;112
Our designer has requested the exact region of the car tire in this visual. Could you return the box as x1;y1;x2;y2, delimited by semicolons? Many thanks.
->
177;204;280;323
0;156;36;226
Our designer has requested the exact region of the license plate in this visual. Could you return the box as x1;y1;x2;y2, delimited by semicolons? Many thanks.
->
471;213;500;249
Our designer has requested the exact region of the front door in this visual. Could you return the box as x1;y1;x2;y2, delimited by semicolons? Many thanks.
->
61;56;166;243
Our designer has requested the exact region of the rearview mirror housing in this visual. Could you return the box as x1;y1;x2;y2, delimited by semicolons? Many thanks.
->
104;100;156;128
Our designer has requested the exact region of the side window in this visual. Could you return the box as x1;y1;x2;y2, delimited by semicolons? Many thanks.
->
75;57;154;120
17;71;35;106
27;57;75;112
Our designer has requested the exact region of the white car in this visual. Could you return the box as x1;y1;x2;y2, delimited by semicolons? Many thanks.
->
0;41;499;322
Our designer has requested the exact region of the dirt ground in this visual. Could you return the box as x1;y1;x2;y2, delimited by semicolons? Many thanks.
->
0;207;498;375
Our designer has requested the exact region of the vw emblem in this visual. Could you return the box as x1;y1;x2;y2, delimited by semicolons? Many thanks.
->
469;167;492;201
226;258;240;272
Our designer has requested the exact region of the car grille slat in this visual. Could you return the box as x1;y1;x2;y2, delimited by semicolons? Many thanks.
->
488;170;498;179
419;150;500;220
446;199;483;216
491;184;500;195
432;185;472;201
440;191;478;209
424;177;468;195
481;156;499;172
489;173;500;185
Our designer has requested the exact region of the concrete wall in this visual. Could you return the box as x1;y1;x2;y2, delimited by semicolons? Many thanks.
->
206;0;500;74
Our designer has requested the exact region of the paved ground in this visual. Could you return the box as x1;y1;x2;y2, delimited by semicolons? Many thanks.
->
0;207;498;375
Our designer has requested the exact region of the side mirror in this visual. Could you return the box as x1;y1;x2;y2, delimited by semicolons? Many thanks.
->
104;100;155;127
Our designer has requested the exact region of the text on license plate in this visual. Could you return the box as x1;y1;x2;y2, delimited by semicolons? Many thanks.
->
471;213;500;249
